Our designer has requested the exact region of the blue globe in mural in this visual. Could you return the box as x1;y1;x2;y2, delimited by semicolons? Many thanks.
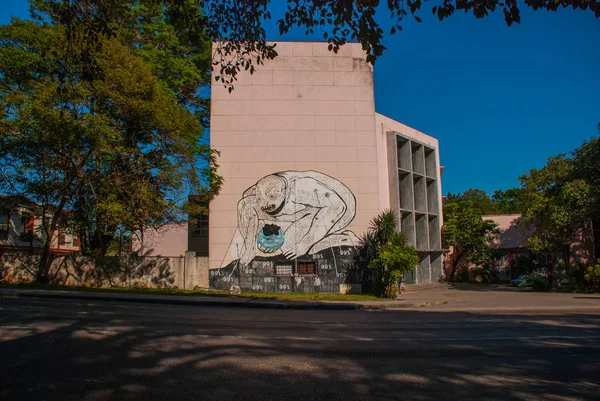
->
257;224;285;253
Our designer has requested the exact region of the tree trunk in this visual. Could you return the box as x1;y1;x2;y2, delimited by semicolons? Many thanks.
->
593;218;600;261
36;245;52;284
35;198;68;284
449;253;463;282
76;194;87;254
563;245;571;265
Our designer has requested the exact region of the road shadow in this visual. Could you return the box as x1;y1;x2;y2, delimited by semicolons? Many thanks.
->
0;299;599;401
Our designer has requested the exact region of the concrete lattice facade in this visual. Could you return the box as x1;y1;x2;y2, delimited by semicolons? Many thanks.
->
209;42;443;292
384;123;444;284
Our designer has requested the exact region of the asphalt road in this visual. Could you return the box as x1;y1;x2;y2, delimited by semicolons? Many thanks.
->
1;297;599;401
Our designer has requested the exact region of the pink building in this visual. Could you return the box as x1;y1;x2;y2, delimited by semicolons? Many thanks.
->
208;42;444;292
483;214;595;280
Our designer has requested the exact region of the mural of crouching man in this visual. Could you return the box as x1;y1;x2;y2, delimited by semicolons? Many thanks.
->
235;171;359;267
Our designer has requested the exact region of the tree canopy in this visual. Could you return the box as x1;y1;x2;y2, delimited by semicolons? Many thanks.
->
445;188;502;215
26;0;600;90
492;188;527;214
445;187;528;216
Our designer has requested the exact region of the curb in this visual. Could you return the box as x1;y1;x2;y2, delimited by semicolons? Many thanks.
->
0;289;448;311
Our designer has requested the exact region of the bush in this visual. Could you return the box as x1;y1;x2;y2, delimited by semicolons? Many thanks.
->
368;233;419;298
566;261;589;288
471;265;498;284
514;254;544;278
584;260;600;293
356;210;419;298
520;275;549;291
552;261;589;292
554;260;600;293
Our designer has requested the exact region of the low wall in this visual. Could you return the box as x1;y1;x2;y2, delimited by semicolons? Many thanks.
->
0;251;209;290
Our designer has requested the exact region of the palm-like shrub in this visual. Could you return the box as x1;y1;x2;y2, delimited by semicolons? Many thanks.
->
356;210;419;297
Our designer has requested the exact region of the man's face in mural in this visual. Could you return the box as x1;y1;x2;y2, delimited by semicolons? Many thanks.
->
255;175;286;214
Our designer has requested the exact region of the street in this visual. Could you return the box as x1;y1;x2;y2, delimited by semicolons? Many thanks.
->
1;296;599;401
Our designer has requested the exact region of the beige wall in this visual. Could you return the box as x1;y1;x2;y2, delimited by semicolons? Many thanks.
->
132;224;188;257
1;252;209;290
210;42;379;269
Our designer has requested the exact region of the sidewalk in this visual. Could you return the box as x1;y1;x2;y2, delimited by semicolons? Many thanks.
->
3;285;598;312
411;285;600;312
0;288;448;310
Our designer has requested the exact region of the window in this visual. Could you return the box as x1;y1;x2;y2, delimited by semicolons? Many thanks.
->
297;262;316;275
0;214;8;231
72;237;79;247
59;235;66;246
276;264;293;276
0;213;9;241
20;212;33;234
191;214;209;237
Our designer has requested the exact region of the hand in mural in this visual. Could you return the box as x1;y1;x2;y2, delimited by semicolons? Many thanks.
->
281;240;312;260
239;248;255;267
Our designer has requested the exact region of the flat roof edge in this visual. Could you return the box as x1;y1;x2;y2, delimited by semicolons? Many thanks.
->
375;112;437;143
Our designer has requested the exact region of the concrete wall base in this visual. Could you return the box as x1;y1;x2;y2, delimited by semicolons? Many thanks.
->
0;252;209;290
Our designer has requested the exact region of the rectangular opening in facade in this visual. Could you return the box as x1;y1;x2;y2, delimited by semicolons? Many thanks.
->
427;179;439;214
417;253;430;284
0;212;9;241
397;136;411;171
415;214;429;250
399;171;413;210
425;147;437;178
276;264;293;276
428;215;441;249
401;212;415;247
188;195;209;256
413;176;427;213
430;252;443;282
403;269;416;284
297;262;316;275
411;142;425;175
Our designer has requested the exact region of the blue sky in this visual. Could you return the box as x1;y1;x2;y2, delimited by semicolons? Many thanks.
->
2;1;599;196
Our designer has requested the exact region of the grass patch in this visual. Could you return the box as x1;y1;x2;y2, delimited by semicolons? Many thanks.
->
239;291;381;302
0;283;383;302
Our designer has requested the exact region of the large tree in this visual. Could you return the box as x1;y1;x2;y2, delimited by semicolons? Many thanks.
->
573;129;600;258
442;200;499;281
0;18;217;281
519;130;600;260
30;0;221;256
